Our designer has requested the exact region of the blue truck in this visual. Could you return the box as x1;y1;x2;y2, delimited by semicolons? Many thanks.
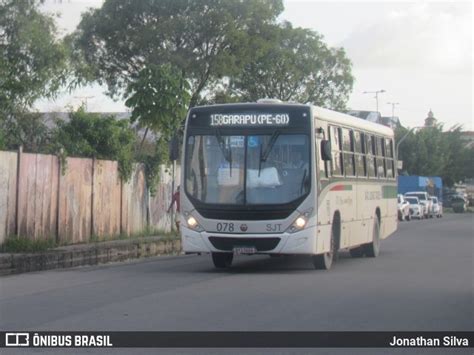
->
398;176;443;202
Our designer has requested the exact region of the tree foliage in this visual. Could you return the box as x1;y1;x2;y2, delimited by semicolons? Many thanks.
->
125;64;190;143
0;110;51;152
396;125;473;186
72;0;284;107
52;107;136;180
223;22;354;109
0;0;67;110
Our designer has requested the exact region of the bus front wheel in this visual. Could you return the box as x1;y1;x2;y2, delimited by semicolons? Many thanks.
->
364;216;380;257
211;252;233;268
312;222;338;270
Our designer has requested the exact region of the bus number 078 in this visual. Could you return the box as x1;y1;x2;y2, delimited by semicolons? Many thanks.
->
216;222;234;232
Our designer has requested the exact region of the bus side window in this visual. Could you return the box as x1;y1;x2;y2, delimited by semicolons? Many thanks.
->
366;134;376;178
385;138;394;178
330;126;343;176
376;137;386;178
354;131;366;178
343;128;355;177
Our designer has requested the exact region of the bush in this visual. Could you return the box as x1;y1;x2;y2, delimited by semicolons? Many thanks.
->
51;107;136;180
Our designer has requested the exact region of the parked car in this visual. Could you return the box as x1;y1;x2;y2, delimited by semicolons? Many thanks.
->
405;196;424;219
397;194;411;221
451;195;468;213
430;196;443;218
405;191;432;218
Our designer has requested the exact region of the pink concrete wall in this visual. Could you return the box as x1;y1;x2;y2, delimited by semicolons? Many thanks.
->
58;157;93;244
92;159;121;239
0;151;18;244
0;150;175;245
121;164;147;235
17;153;59;240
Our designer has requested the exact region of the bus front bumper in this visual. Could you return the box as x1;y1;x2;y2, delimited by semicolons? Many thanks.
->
181;225;318;255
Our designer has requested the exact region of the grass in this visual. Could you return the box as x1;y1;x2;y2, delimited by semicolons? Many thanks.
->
0;228;180;253
87;227;180;244
1;237;57;253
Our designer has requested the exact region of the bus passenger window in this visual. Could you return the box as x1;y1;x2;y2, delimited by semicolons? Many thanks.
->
385;138;394;178
330;126;343;176
366;134;376;178
376;137;386;178
354;131;366;177
342;128;355;176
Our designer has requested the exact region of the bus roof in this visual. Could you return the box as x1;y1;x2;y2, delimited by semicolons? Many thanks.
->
312;106;394;137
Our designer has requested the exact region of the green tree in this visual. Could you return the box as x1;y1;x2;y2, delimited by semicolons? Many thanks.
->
0;110;51;152
223;22;354;109
71;0;284;107
396;125;472;186
0;0;67;110
52;107;137;180
125;64;190;149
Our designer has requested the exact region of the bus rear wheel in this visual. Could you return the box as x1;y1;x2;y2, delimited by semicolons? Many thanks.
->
363;216;380;257
211;252;233;268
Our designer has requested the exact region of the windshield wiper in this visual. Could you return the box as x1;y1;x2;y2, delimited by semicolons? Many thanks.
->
300;168;307;194
258;130;280;177
215;128;232;176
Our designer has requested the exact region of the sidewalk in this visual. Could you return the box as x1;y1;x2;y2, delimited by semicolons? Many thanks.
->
0;236;182;276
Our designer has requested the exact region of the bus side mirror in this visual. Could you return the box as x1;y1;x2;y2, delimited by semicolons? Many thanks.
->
321;140;332;161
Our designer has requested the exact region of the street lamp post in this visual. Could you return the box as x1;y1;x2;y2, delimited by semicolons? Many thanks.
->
387;102;400;119
363;90;386;112
395;126;423;164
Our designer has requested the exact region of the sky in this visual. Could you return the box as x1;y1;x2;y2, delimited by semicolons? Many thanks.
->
36;0;473;130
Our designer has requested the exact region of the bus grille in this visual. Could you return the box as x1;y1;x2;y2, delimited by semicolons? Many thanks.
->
208;237;281;252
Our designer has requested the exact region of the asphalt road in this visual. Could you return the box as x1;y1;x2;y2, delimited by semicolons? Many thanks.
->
0;213;473;353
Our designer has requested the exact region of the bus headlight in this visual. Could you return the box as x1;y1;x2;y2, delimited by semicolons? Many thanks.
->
186;216;204;232
295;217;307;228
287;216;307;233
287;209;313;234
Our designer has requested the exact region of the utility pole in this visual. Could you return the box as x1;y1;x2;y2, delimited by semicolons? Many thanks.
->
363;90;386;112
387;102;400;119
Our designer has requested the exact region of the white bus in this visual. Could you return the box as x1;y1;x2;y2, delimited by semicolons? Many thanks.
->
180;101;398;270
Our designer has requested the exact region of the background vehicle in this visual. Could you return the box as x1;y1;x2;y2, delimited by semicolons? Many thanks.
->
405;196;423;219
430;196;443;218
181;101;398;270
398;175;443;203
450;195;468;213
405;191;432;218
397;194;411;221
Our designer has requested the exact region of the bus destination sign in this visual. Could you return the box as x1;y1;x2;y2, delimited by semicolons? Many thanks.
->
210;113;290;127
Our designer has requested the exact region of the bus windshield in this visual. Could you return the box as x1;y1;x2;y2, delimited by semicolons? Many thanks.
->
185;133;310;205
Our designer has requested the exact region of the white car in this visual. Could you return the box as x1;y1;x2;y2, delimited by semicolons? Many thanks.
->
430;196;443;218
405;196;424;219
397;194;411;221
405;191;432;218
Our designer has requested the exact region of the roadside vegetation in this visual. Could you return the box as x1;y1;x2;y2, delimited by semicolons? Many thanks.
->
1;237;57;253
1;229;180;253
396;125;473;187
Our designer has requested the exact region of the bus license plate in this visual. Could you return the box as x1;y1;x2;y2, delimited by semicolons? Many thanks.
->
233;246;257;255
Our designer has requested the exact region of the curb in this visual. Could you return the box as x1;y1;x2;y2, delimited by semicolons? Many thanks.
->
0;236;182;276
